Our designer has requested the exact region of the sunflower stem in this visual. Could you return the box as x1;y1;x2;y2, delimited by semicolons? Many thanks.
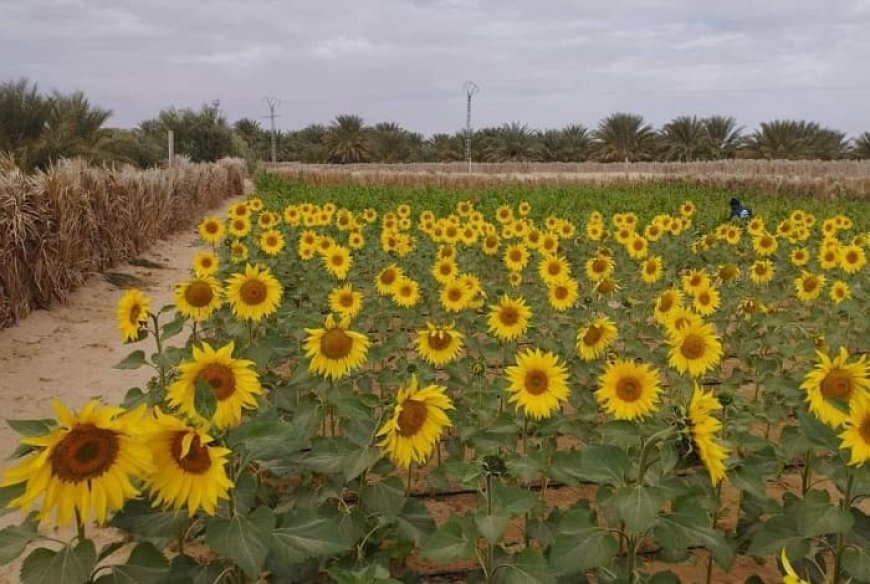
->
75;509;86;542
150;313;167;397
521;416;528;456
485;471;495;584
801;450;812;496
626;534;638;583
191;320;198;345
705;481;725;584
406;463;413;494
832;472;854;584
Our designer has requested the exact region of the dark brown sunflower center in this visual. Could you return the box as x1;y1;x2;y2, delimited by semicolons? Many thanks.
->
184;281;214;308
170;432;212;475
321;328;353;360
198;363;237;400
200;257;213;268
205;222;219;234
821;369;852;400
525;369;549;395
698;292;711;305
592;259;607;273
50;424;120;483
239;279;267;306
583;326;603;346
548;262;561;275
659;296;674;312
689;275;702;287
509;250;522;262
859;416;870;445
447;288;463;302
846;251;858;264
339;293;355;308
633;240;644;251
754;264;767;276
129;303;142;323
233;220;246;230
499;306;519;326
331;254;344;267
760;237;773;248
266;236;278;247
680;334;706;360
803;277;819;293
440;264;453;276
399;284;413;297
554;286;569;300
397;399;427;436
616;378;642;402
380;270;397;286
598;280;616;294
427;332;452;351
646;262;657;275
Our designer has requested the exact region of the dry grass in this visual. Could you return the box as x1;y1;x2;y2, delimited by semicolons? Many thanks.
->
0;158;245;328
266;160;870;200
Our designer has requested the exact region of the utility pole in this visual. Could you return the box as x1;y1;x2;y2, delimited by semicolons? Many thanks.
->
463;81;479;173
263;97;280;165
168;130;174;167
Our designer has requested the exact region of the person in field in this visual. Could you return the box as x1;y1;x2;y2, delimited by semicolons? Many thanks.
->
729;198;752;220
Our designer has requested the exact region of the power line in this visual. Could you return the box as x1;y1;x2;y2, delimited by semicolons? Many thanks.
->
464;81;479;173
262;96;280;164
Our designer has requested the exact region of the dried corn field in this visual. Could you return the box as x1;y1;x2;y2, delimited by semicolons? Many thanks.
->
267;160;870;200
0;158;245;328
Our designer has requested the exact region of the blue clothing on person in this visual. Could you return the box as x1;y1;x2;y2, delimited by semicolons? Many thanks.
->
729;198;752;220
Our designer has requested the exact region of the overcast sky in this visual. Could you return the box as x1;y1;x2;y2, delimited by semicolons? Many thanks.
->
2;0;869;136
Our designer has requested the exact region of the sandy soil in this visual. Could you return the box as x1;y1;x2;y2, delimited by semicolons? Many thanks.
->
0;191;244;581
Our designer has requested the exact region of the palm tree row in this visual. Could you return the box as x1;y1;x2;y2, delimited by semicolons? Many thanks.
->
4;78;870;169
290;113;867;164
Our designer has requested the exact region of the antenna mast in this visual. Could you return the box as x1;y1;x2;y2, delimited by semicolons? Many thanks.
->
263;96;280;165
463;81;479;173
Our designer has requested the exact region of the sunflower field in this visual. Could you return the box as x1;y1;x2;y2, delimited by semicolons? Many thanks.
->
1;174;868;583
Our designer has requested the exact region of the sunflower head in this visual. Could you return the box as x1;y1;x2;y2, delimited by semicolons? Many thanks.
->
304;314;370;380
576;317;618;361
226;264;283;322
801;347;870;428
487;295;532;341
416;321;464;366
175;276;223;321
668;321;723;378
596;359;662;420
117;288;151;343
505;348;570;419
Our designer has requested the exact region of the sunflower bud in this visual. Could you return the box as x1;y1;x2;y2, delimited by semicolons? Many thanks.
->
482;455;507;477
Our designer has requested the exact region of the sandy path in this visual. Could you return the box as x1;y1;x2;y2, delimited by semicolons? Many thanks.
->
0;191;244;581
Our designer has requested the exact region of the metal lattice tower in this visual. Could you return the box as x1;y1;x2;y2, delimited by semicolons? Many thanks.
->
263;97;280;165
463;81;479;173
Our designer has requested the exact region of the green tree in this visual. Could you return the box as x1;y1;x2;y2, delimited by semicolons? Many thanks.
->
370;122;413;163
140;104;240;163
702;115;743;159
851;132;870;159
659;116;711;162
324;115;370;164
284;124;327;163
593;113;657;162
482;122;539;162
428;133;464;162
747;120;846;160
234;118;272;161
538;125;592;162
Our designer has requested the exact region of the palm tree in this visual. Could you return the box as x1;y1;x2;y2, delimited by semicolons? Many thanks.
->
429;133;464;161
285;124;327;163
593;113;657;162
702;116;743;159
324;115;370;164
747;120;846;160
369;122;412;163
852;132;870;159
537;125;591;162
482;122;538;162
659;116;711;162
234;118;271;160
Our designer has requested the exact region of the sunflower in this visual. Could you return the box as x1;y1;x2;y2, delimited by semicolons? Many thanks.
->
198;216;225;245
585;255;614;283
794;271;826;303
323;245;352;280
594;278;620;297
716;264;740;283
440;280;471;312
167;341;262;429
393;277;420;308
328;284;363;319
653;288;684;324
740;297;769;316
503;244;530;272
174;276;223;321
547;278;579;312
432;258;458;284
668;321;723;378
117;288;151;342
258;229;285;256
377;376;454;469
193;250;219;277
1;400;152;527
839;394;870;465
790;247;810;267
692;286;721;316
596;360;662;420
487;295;532;341
227;216;251;238
681;269;711;297
230;240;248;264
640;256;663;284
415;322;464;366
749;260;774;285
781;549;810;584
688;385;730;485
829;280;851;304
304;314;370;380
576;317;618;361
752;233;778;256
626;234;649;260
538;255;571;286
839;244;867;274
801;347;869;428
375;264;404;295
819;246;840;270
664;306;703;336
146;410;233;515
226;264;283;322
504;348;569;420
